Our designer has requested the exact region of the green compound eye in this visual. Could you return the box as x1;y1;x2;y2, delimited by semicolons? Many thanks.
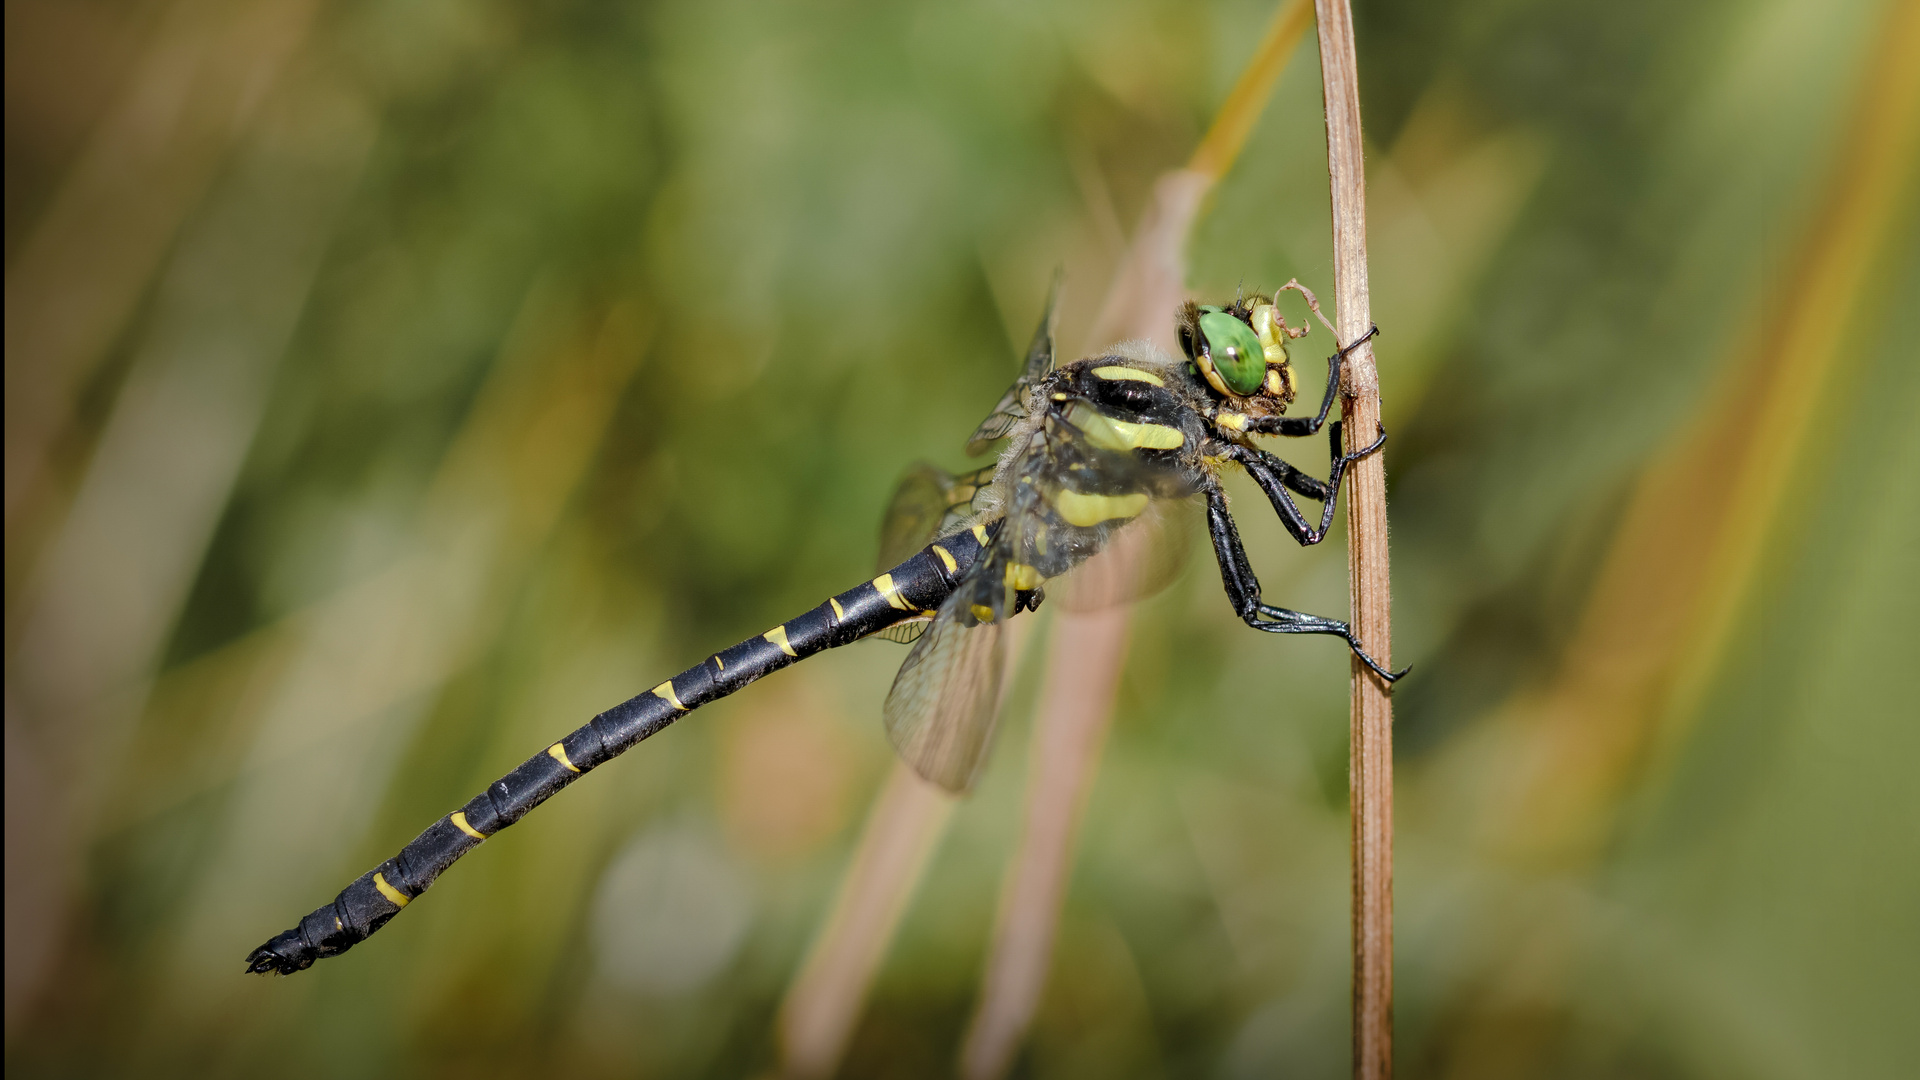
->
1198;310;1266;396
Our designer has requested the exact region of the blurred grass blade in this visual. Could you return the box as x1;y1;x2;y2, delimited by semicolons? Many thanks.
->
2;71;371;1033
1650;0;1920;753
959;587;1132;1080
777;614;1033;1078
3;0;323;530
771;13;1298;1044
161;293;650;995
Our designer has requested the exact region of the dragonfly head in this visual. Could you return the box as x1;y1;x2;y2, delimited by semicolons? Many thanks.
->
1178;296;1298;408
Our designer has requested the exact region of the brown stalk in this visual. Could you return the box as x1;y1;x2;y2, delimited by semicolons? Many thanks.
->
962;4;1314;1076
1311;1;1394;1076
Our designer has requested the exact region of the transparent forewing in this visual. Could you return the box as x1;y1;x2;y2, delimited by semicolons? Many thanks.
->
875;464;996;573
881;578;1009;792
882;470;1031;791
870;463;998;645
884;384;1197;791
965;276;1060;457
875;464;953;572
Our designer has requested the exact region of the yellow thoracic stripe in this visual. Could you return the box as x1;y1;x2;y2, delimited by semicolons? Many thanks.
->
1216;411;1249;431
1004;563;1044;590
931;544;958;573
873;573;917;611
451;812;487;840
764;625;798;657
1092;365;1165;386
653;681;687;711
1103;418;1184;449
547;743;581;773
1051;489;1149;527
373;872;410;908
971;523;990;545
1066;403;1184;451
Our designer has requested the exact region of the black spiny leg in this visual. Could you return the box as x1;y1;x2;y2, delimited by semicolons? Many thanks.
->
1204;487;1407;682
1245;324;1379;438
1224;422;1388;546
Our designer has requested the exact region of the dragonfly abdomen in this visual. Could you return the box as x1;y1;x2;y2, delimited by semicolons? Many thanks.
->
244;526;990;975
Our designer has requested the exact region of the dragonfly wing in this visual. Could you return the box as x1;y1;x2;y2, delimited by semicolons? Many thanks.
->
877;464;958;571
882;585;1008;792
870;462;997;649
868;617;933;645
965;274;1060;457
876;464;998;573
885;365;1200;790
882;495;1029;793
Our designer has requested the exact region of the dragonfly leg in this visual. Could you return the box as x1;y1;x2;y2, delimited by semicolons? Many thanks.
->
1204;487;1408;683
1224;423;1386;547
1249;604;1407;682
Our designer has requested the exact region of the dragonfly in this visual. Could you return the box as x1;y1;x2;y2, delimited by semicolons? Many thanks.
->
245;280;1403;975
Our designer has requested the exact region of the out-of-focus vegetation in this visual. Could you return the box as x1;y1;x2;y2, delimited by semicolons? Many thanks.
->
5;0;1915;1076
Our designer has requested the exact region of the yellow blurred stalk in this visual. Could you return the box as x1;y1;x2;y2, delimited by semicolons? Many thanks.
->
1435;0;1920;1071
1481;0;1920;868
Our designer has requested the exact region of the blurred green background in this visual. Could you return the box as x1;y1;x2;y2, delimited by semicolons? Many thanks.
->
5;0;1916;1076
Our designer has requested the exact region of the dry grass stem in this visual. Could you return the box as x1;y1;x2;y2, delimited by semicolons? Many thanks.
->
777;763;957;1078
959;187;1199;1072
775;612;1032;1078
958;597;1132;1080
1311;1;1394;1076
776;5;1313;1069
961;7;1312;1072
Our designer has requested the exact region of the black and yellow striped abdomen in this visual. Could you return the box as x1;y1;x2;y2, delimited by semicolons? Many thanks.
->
244;525;991;975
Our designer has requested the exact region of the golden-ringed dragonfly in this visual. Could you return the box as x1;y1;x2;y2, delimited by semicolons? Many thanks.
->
244;280;1405;975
